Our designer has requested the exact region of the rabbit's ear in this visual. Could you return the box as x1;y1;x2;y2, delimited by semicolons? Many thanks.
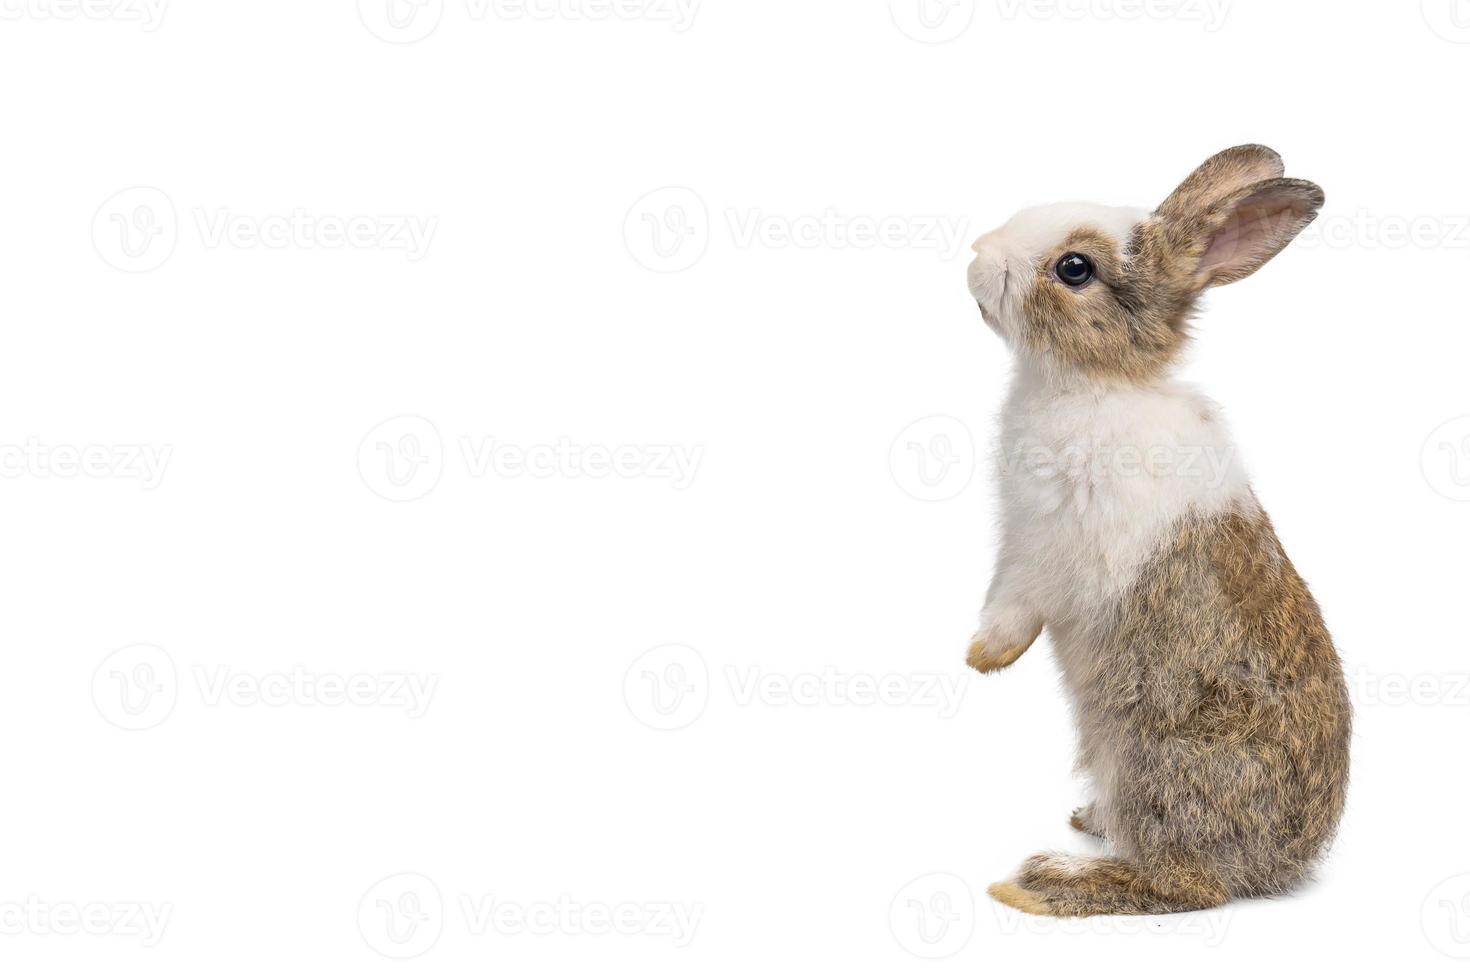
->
1182;178;1324;287
1156;144;1285;223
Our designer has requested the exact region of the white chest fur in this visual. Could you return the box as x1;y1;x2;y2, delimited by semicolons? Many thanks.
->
993;368;1251;629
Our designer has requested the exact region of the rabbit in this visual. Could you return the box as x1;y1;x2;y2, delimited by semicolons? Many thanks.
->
964;144;1351;917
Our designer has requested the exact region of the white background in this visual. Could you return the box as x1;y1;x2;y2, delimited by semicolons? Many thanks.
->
2;0;1468;975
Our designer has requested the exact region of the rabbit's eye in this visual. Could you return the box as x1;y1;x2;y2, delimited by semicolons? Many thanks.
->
1055;253;1094;287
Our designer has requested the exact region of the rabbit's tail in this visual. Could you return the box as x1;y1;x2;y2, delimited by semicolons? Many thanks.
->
988;852;1228;917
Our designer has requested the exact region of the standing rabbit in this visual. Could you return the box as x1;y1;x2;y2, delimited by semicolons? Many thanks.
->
965;145;1350;916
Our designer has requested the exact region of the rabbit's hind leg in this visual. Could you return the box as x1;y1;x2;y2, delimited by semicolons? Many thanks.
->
989;852;1226;917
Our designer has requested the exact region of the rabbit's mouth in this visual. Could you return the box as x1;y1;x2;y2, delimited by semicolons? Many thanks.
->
977;301;1002;331
977;265;1010;333
969;259;1010;333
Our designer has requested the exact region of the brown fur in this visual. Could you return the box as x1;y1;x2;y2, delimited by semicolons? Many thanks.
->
1021;226;1189;383
991;502;1352;916
995;853;1230;917
1018;145;1323;385
988;880;1056;915
1155;144;1284;224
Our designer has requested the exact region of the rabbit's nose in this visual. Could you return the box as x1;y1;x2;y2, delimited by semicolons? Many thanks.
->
972;243;1004;270
968;237;1010;301
969;232;1006;270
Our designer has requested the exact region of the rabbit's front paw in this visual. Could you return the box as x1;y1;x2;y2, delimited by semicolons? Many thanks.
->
965;617;1041;674
965;634;1029;674
1069;804;1105;838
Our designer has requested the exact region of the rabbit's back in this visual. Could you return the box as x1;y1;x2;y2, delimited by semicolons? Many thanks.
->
1071;502;1352;895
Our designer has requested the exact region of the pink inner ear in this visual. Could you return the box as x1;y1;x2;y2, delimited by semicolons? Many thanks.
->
1200;220;1247;271
1199;191;1312;281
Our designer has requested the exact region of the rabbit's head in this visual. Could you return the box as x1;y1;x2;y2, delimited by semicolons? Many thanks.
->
967;144;1323;383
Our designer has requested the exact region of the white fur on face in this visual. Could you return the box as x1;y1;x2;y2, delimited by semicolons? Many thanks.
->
966;202;1147;345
